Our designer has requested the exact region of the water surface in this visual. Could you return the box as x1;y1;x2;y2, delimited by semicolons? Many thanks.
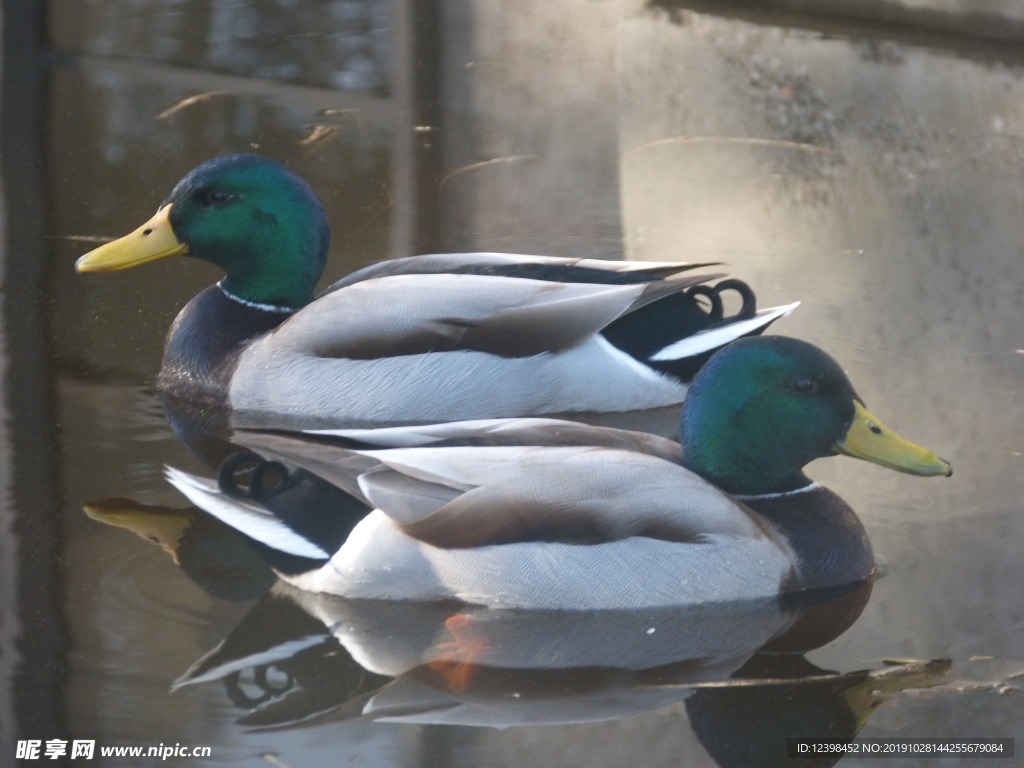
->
3;2;1023;766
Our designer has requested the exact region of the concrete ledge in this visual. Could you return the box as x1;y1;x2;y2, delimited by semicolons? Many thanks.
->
653;0;1024;63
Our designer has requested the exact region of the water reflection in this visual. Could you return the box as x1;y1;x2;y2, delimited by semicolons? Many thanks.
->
158;578;955;768
684;655;952;768
83;497;274;601
171;580;895;731
53;0;393;93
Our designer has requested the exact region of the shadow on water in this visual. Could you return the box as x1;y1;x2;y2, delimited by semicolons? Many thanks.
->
2;1;1024;767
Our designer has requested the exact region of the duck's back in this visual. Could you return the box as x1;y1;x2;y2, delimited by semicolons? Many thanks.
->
226;274;693;428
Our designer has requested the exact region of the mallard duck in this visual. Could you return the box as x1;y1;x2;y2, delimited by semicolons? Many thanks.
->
165;336;951;609
76;154;796;427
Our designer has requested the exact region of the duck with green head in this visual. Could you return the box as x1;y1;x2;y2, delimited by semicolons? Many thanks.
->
166;336;951;609
76;154;797;428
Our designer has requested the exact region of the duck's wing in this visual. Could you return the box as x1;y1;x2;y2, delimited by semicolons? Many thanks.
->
242;417;683;459
342;445;768;550
268;272;719;360
325;253;718;292
314;418;685;458
325;253;799;362
201;433;766;551
233;418;684;510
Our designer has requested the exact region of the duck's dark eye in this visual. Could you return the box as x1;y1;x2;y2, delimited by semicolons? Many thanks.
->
202;188;233;206
790;377;817;394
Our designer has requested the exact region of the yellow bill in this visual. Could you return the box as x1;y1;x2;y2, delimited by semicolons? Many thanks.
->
75;204;188;272
832;400;951;477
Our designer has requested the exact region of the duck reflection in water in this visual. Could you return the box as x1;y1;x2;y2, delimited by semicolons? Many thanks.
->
172;579;951;768
83;496;275;601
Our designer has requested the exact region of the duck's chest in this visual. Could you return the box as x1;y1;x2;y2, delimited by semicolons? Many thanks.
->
743;486;875;591
158;285;291;406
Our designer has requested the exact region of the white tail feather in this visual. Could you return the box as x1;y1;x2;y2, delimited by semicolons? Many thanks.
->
649;302;800;362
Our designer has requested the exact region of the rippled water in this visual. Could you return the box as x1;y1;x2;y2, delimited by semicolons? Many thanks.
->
4;3;1024;767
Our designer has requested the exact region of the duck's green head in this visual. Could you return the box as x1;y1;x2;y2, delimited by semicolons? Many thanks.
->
681;336;952;495
76;154;330;309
